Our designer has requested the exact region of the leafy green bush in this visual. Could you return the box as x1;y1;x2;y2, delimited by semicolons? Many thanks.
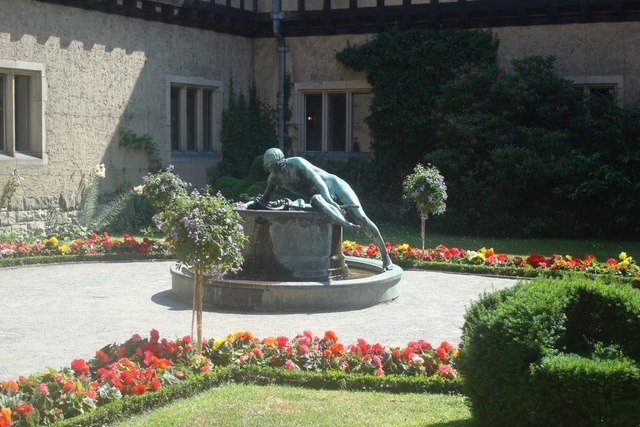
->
209;82;277;183
210;176;247;201
458;275;640;426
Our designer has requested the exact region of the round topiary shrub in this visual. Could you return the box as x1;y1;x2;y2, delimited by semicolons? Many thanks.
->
458;275;640;426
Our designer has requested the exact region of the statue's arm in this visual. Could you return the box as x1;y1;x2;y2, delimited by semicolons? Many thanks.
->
262;175;278;202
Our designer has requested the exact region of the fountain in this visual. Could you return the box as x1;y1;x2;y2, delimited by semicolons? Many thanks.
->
170;148;403;311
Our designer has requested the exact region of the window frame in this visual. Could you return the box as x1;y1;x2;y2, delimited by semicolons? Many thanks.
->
294;81;373;157
567;75;623;104
166;76;223;158
0;60;47;165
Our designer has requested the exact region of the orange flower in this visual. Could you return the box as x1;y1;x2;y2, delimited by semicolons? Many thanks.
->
330;342;344;355
323;349;333;358
0;407;10;427
323;330;338;342
1;380;18;393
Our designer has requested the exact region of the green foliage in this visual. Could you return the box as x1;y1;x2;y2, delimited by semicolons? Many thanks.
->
338;28;640;238
209;81;277;182
118;128;162;172
336;27;498;178
458;275;640;426
0;170;22;210
246;155;268;184
429;56;640;238
49;165;137;238
529;354;640;426
210;176;247;201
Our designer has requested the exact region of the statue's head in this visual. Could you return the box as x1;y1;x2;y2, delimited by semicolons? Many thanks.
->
263;148;285;173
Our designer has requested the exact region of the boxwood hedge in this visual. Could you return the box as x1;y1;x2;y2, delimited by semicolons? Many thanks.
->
458;275;640;426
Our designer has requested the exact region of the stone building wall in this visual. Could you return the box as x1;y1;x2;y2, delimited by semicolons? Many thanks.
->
254;21;640;152
0;0;254;233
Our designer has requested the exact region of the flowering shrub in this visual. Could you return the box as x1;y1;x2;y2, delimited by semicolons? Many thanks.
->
0;330;458;425
0;233;170;260
343;240;640;279
402;163;447;217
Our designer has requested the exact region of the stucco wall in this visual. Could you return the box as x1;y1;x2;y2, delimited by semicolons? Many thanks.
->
0;0;253;231
493;22;640;105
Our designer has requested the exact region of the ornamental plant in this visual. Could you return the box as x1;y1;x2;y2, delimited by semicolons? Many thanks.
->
402;163;447;251
144;168;248;349
0;329;459;425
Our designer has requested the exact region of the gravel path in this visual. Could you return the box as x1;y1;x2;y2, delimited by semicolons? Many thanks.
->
0;260;516;380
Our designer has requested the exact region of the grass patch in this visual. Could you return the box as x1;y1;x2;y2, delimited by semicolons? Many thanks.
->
347;222;640;260
117;384;472;427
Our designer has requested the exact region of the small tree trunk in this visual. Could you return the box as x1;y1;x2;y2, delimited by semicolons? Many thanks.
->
421;213;428;253
191;268;204;355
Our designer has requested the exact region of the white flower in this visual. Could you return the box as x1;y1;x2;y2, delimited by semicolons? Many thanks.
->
94;163;106;178
133;185;145;195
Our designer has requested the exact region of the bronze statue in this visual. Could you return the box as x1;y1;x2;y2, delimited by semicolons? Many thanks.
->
246;148;393;270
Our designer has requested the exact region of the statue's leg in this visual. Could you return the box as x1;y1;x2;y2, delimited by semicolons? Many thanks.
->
348;209;393;270
310;195;357;228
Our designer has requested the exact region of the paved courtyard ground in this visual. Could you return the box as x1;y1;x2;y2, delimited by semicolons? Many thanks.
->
0;260;517;380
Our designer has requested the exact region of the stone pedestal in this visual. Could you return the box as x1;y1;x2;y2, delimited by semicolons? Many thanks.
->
236;209;349;281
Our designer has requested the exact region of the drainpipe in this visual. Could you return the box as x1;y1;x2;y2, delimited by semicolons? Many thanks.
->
273;0;287;151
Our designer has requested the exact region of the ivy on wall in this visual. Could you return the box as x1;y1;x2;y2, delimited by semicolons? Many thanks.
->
336;27;640;239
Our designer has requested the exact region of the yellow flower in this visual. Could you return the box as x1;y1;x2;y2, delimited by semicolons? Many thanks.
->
58;244;68;253
479;246;487;254
619;259;631;270
619;252;628;261
133;185;144;195
48;236;58;246
453;349;460;359
213;338;226;349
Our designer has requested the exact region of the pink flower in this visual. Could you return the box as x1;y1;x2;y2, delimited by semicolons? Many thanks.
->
438;364;455;379
285;359;297;370
37;383;49;396
298;344;310;355
150;329;160;344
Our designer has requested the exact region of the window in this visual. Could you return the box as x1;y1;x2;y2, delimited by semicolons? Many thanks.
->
567;76;623;104
167;77;222;156
296;81;373;155
0;61;46;163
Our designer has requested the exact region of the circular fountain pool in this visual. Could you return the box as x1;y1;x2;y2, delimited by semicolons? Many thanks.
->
170;209;403;312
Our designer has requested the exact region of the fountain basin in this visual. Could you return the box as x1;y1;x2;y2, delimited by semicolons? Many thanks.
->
171;256;402;312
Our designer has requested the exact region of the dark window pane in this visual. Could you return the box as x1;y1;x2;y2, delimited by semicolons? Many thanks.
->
0;75;4;152
327;93;346;152
351;93;372;153
170;87;180;151
15;75;30;152
202;90;212;151
305;94;322;151
186;88;197;151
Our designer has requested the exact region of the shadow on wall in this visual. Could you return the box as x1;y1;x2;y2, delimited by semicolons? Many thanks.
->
1;0;254;201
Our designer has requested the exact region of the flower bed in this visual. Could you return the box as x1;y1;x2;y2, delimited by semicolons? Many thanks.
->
343;241;640;281
0;330;458;426
0;233;171;267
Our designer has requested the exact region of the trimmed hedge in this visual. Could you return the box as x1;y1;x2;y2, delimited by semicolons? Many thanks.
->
54;366;462;426
458;275;640;426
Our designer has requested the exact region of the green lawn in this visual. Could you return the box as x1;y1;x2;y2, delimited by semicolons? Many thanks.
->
345;222;640;260
117;384;472;427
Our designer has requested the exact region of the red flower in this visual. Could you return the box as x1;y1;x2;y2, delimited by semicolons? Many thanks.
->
62;380;75;392
71;358;90;374
150;329;160;344
120;371;135;385
151;377;161;391
323;349;333;358
130;384;147;395
15;404;33;414
526;253;547;268
276;336;288;348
